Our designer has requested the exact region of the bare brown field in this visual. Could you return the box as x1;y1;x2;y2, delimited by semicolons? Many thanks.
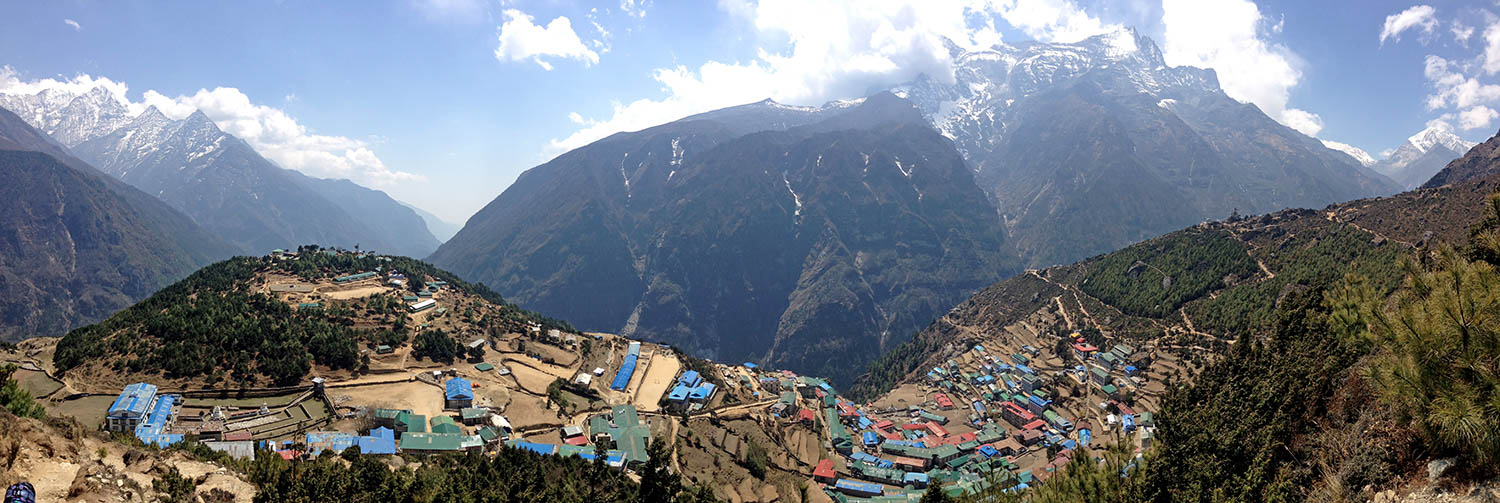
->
632;352;680;412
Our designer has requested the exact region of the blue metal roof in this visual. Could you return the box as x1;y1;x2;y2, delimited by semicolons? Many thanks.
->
358;427;398;455
133;394;177;446
510;440;557;455
444;378;474;400
667;384;690;402
679;370;701;387
610;354;638;391
688;382;716;400
108;382;158;418
834;479;883;495
306;431;359;456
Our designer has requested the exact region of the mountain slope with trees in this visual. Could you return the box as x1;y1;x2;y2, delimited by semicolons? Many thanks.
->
0;107;238;342
52;250;571;389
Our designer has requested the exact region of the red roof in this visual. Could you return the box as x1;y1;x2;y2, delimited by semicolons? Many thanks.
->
799;409;816;421
564;436;589;446
1072;343;1098;353
1117;403;1137;416
883;431;903;441
223;431;253;441
1001;401;1036;421
926;422;949;438
1023;419;1047;431
954;432;977;444
874;419;894;430
901;423;927;430
813;459;836;479
838;402;857;417
890;455;926;468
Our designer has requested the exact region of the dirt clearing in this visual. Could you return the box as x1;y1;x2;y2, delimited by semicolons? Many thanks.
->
632;352;680;412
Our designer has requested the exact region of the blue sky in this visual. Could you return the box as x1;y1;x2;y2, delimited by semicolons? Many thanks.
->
0;0;1495;223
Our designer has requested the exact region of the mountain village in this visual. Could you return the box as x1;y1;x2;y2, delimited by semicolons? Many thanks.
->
2;247;1172;502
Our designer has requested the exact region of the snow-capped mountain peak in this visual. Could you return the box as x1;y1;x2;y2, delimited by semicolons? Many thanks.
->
1406;125;1473;154
0;85;135;147
1321;139;1376;167
1371;126;1479;189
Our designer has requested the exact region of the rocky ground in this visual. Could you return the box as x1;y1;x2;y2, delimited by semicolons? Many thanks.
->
0;410;255;502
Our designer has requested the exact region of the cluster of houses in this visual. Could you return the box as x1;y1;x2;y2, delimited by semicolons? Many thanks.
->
756;335;1157;500
663;370;717;413
123;372;660;470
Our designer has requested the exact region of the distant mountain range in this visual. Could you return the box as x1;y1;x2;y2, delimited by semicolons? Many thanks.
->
432;28;1403;384
1373;126;1476;189
0;88;441;257
1320;126;1476;190
431;93;1016;383
890;28;1400;267
403;203;463;242
0;106;238;342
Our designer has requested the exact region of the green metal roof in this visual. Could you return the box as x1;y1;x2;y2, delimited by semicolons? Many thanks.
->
478;426;500;442
374;408;406;420
474;363;495;371
400;433;463;451
460;407;488;420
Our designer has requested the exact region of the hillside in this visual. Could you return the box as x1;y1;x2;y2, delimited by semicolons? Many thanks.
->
0;107;239;343
854;168;1497;401
51;249;571;391
1423;127;1500;189
432;93;1017;385
844;149;1500;500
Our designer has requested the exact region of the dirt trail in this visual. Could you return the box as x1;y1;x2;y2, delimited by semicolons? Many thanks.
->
1256;258;1275;279
1178;306;1214;339
1053;296;1074;329
1072;292;1102;329
1325;210;1415;248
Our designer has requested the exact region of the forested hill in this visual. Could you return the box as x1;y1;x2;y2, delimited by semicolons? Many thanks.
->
851;166;1500;402
52;248;573;391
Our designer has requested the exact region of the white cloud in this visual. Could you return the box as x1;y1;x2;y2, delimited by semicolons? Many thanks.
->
1452;21;1474;47
1486;21;1500;75
1459;105;1499;130
620;0;651;18
1423;55;1500;110
0;67;420;186
494;9;600;71
1280;109;1324;137
1160;0;1322;136
0;67;129;104
995;0;1119;43
1378;5;1437;45
547;0;1112;155
136;87;421;185
63;19;80;31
